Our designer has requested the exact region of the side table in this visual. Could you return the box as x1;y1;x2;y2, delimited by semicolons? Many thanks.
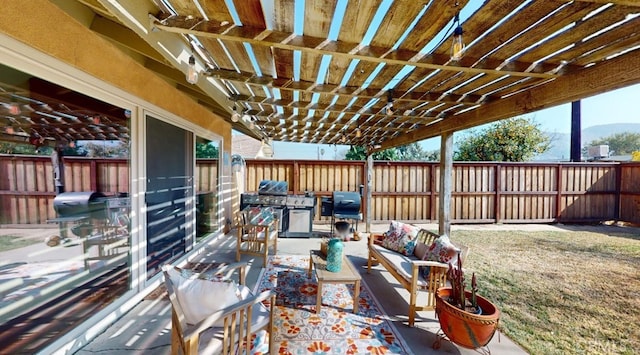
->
308;249;361;313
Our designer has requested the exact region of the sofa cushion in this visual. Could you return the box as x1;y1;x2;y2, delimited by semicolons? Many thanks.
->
372;244;428;288
425;235;460;265
381;221;420;256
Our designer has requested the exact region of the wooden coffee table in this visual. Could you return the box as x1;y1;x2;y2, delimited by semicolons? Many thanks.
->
308;249;361;313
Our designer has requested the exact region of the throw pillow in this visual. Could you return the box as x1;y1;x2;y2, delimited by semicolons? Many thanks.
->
414;241;431;279
413;241;429;260
425;235;460;265
381;221;420;256
166;267;242;325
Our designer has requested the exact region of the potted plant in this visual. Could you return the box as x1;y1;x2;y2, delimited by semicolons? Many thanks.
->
433;251;500;351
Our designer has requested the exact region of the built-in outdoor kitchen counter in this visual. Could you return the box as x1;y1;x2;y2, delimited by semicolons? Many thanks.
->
240;180;316;238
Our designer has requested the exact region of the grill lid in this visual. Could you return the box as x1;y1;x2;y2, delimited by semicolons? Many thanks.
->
258;180;288;196
332;191;361;218
53;191;106;219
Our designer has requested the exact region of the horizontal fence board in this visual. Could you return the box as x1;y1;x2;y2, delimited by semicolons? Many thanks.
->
1;155;638;225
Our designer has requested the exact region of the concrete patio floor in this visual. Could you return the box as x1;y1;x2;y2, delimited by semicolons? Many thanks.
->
73;223;536;355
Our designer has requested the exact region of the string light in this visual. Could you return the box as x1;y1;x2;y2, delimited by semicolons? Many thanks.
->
231;104;240;122
386;90;394;116
186;55;198;84
355;127;361;138
451;12;465;61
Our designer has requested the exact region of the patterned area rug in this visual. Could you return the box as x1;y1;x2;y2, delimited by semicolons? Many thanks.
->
254;255;412;354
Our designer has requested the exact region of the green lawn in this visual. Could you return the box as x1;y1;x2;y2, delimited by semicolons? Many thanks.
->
0;234;41;252
450;228;640;355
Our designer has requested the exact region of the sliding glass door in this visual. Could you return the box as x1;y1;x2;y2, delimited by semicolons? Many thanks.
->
145;116;193;277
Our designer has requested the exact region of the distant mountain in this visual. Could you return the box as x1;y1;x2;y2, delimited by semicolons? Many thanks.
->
535;123;640;161
581;123;640;145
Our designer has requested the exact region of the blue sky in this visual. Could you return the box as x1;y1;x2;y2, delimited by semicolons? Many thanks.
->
263;82;640;159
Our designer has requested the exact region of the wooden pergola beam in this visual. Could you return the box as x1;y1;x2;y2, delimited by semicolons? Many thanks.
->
574;0;640;6
379;48;640;150
151;16;558;80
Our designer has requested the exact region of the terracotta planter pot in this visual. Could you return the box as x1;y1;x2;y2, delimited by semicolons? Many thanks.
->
435;287;500;349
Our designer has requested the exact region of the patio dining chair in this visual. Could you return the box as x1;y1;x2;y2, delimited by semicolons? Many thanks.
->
235;208;279;266
162;262;275;355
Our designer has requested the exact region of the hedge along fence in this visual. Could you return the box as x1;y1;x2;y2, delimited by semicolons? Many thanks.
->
1;154;639;225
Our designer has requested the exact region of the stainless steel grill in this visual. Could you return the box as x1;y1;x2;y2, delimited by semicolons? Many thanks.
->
240;181;316;238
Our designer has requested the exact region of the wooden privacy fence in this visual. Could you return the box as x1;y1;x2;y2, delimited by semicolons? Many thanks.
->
1;154;639;225
244;159;639;224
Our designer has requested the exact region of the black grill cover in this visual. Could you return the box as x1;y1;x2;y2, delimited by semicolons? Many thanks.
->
332;191;361;218
258;180;288;195
53;191;106;219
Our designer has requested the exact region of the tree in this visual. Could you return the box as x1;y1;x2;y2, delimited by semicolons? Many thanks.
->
345;145;398;160
0;142;52;155
345;142;440;161
454;117;551;162
396;142;432;161
424;150;440;161
195;141;219;158
586;132;640;155
82;141;129;157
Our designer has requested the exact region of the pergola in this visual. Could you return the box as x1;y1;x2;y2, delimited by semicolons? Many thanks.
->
2;0;640;233
51;0;640;146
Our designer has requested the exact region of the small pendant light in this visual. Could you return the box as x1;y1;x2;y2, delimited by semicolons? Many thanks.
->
451;12;465;61
186;55;198;84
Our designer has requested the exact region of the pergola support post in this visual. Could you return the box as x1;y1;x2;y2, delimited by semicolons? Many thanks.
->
366;154;373;233
571;100;582;162
439;132;453;236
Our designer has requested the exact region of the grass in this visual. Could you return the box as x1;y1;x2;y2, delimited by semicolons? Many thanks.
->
450;229;640;355
0;234;41;252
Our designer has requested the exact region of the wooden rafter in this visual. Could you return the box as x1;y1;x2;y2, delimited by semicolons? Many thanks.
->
50;0;640;146
379;49;640;150
151;16;558;79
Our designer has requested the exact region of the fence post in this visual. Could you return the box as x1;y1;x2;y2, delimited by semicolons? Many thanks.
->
495;163;501;223
555;164;563;222
614;163;621;221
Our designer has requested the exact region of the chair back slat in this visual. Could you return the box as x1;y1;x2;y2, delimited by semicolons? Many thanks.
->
161;265;188;354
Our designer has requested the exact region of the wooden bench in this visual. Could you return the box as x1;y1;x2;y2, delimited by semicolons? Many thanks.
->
367;228;468;327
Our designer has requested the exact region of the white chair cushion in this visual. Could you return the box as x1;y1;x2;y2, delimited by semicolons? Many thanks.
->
166;267;242;325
